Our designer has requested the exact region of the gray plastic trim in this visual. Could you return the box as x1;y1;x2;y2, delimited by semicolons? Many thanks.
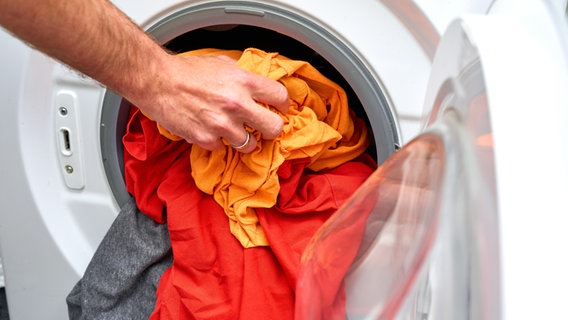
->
100;91;132;207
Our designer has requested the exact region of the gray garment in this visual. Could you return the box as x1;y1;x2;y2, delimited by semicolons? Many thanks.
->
67;197;172;320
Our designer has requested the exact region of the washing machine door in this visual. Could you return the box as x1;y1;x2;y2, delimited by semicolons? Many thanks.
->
419;1;568;317
296;0;568;319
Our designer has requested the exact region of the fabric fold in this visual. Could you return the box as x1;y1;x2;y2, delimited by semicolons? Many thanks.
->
153;48;370;247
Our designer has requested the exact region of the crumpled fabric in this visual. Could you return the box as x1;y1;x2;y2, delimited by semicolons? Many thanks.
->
66;197;172;320
122;107;377;319
152;48;369;247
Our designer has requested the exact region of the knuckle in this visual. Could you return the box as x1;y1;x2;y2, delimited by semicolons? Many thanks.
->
223;98;241;113
211;116;233;132
195;134;222;151
213;90;242;113
234;71;254;87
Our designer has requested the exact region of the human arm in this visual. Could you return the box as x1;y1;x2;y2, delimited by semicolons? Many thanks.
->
0;0;289;152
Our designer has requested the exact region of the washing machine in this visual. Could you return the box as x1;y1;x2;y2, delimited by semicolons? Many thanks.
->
1;0;565;319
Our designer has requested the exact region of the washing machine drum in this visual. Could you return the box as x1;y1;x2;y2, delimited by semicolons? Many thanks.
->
100;2;400;207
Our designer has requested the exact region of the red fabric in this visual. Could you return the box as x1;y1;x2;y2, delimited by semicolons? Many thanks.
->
294;184;379;320
123;107;190;223
259;156;377;290
122;107;376;319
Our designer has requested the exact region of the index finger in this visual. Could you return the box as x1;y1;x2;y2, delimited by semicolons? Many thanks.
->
241;100;285;140
249;74;290;115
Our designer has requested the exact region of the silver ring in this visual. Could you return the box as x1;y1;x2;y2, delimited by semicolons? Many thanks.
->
230;131;251;150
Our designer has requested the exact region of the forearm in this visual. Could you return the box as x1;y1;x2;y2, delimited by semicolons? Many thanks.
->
1;0;289;152
0;0;168;104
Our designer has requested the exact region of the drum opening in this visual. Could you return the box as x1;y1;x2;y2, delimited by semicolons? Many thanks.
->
102;3;399;208
163;24;375;157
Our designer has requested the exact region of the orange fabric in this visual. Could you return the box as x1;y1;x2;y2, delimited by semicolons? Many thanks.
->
154;48;369;247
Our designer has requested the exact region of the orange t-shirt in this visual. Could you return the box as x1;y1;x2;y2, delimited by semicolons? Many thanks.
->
151;48;369;247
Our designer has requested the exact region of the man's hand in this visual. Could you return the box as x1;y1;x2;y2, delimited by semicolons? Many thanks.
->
134;54;290;153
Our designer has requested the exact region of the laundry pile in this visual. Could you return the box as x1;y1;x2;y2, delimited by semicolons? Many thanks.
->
123;48;377;319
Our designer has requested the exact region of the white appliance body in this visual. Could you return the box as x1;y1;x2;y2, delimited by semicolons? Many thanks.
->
6;0;565;319
296;1;568;319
